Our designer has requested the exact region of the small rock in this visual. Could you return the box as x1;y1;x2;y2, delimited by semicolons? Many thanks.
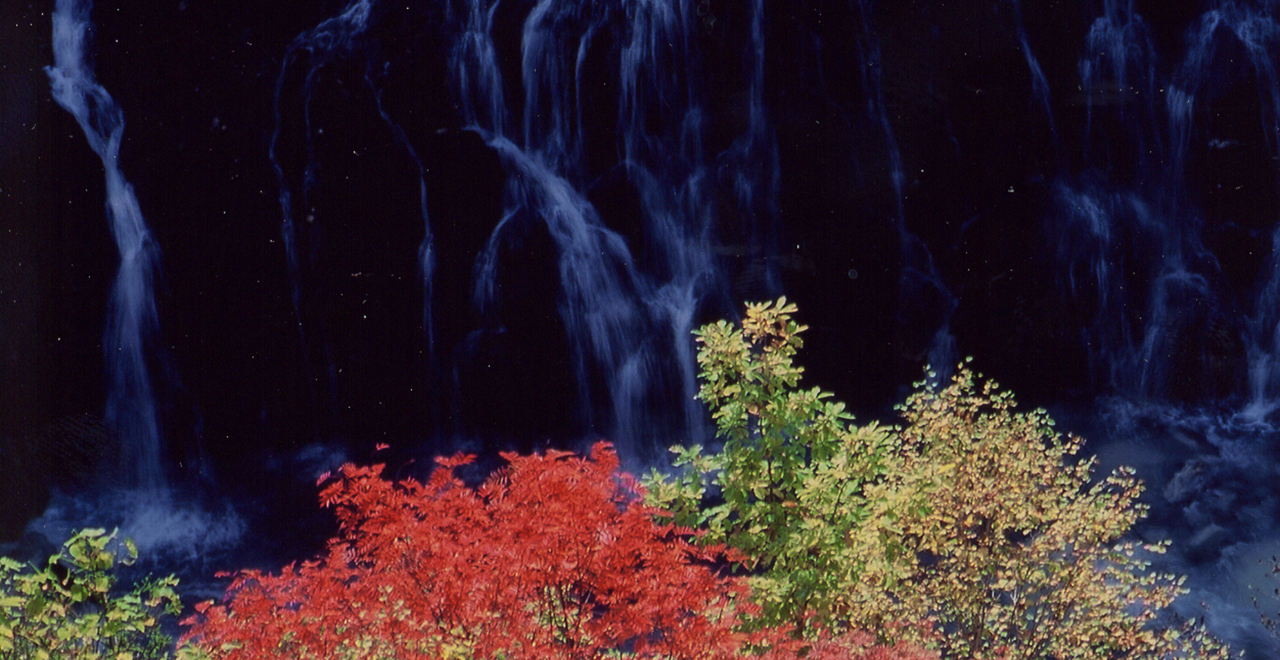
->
1188;523;1233;560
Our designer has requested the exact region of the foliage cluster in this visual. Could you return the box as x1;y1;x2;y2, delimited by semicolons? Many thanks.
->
14;299;1245;659
644;299;924;630
180;442;883;659
643;298;1233;660
0;527;179;660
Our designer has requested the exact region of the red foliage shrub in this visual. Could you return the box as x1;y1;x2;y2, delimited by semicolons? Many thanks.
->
181;442;772;659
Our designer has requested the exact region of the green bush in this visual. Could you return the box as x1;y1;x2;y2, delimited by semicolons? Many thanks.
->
645;298;1234;659
644;298;925;632
0;528;180;660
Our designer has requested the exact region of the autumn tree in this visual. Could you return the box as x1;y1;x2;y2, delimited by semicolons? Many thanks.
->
644;298;926;632
645;298;1233;659
180;443;769;659
891;366;1230;659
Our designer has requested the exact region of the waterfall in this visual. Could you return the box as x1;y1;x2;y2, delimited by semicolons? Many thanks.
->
33;1;1280;652
1011;0;1056;141
46;0;166;491
45;0;1280;464
850;0;959;382
1052;0;1280;406
262;0;790;459
1199;5;1280;417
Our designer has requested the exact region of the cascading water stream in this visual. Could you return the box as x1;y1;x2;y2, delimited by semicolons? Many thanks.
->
264;0;790;458
455;0;755;453
1195;5;1280;418
269;0;376;410
46;0;166;491
452;0;508;137
850;0;959;382
38;0;248;563
1050;0;1280;406
1011;0;1056;143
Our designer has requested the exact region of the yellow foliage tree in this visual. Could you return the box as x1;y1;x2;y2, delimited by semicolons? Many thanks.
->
647;299;1234;660
890;366;1229;659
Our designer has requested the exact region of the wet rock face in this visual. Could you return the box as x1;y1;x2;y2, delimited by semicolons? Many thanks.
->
1154;423;1280;566
0;434;49;542
1166;456;1220;505
0;413;119;542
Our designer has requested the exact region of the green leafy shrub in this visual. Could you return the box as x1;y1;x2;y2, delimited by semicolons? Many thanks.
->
0;527;180;659
644;298;926;631
645;298;1234;659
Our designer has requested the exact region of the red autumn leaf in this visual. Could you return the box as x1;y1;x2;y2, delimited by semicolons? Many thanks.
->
181;442;758;659
180;441;934;660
